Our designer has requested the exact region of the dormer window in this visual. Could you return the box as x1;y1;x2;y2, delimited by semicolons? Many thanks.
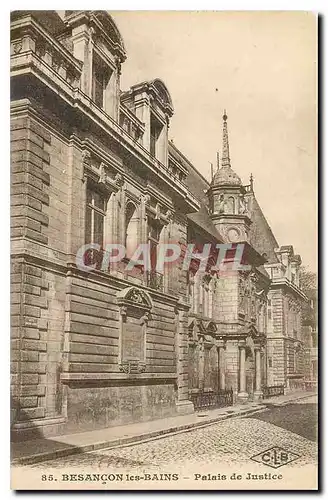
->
92;53;112;109
150;113;163;158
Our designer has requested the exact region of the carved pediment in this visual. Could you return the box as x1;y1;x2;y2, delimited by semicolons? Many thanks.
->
117;286;152;311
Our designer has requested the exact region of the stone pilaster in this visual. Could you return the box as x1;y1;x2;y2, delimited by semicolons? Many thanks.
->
198;335;205;390
175;300;194;415
253;344;263;401
237;339;248;402
217;339;226;390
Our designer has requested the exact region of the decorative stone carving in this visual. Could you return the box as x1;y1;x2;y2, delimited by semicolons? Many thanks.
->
87;26;96;42
130;288;147;305
119;360;146;374
164;209;173;222
119;305;127;317
155;203;161;220
140;311;151;325
51;54;62;73
114;173;124;188
218;194;226;214
98;162;107;184
238;193;249;215
139;193;150;204
35;39;46;58
13;41;22;54
66;71;78;87
117;286;152;311
82;150;91;167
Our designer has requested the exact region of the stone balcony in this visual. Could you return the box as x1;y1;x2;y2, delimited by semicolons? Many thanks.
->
119;104;145;144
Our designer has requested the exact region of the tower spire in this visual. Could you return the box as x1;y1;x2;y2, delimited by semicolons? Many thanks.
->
221;110;231;168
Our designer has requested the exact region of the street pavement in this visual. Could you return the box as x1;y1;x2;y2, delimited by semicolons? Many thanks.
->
15;395;317;473
249;394;317;442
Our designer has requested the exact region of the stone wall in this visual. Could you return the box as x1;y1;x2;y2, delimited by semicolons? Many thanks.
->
10;100;193;438
224;340;239;393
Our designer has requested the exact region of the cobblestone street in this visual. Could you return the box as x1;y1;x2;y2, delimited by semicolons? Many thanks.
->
17;396;317;474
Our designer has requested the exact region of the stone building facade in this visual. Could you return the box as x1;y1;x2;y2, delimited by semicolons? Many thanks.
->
302;289;318;385
10;10;309;440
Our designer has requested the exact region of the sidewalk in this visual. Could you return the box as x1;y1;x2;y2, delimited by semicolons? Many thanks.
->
11;390;316;466
262;390;317;406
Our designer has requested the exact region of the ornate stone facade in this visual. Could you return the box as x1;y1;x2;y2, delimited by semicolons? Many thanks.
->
10;10;310;440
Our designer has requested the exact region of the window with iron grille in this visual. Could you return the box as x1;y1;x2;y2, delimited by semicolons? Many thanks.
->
147;216;163;290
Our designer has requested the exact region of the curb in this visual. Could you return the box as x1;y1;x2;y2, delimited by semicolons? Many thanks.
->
12;405;266;466
12;393;316;466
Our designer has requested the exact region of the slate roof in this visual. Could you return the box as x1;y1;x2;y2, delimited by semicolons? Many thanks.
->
169;142;224;242
212;165;242;186
247;194;279;264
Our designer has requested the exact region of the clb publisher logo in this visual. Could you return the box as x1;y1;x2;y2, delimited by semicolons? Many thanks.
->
251;446;300;469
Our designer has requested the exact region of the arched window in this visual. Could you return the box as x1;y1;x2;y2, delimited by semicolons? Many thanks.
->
125;202;138;259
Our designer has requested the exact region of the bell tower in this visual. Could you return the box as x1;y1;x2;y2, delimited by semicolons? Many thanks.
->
208;111;252;244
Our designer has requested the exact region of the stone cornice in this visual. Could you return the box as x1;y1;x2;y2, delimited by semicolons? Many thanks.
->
60;372;177;385
270;277;307;301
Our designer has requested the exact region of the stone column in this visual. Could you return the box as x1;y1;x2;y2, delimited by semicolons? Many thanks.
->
254;345;263;400
238;340;248;402
217;339;226;390
175;300;194;415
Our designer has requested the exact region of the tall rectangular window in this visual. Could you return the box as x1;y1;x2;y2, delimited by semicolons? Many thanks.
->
92;54;111;109
150;113;163;157
148;217;161;270
85;186;106;247
147;217;163;290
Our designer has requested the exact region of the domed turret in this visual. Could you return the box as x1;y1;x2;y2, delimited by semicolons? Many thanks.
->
212;165;242;186
208;111;252;244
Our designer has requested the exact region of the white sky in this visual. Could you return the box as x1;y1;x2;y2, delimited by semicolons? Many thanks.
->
112;11;317;271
